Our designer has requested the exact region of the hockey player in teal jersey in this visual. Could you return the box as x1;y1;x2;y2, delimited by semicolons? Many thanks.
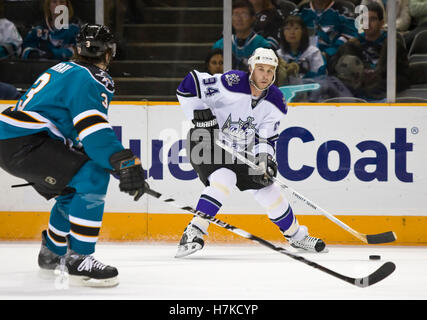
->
0;24;148;287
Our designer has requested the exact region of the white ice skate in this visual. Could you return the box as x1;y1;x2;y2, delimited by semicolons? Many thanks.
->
284;226;327;253
175;223;206;258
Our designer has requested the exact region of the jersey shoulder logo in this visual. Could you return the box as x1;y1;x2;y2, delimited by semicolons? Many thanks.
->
73;61;115;93
94;70;115;91
224;73;240;86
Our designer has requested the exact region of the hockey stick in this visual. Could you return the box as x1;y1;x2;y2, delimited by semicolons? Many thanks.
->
144;187;396;288
215;139;397;245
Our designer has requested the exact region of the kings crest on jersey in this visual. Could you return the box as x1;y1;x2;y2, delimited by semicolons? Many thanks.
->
0;61;122;170
177;69;287;155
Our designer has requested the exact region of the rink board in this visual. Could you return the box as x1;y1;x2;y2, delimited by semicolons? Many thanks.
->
0;101;426;244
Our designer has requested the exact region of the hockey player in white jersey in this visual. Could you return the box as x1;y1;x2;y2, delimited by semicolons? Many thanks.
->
175;48;326;257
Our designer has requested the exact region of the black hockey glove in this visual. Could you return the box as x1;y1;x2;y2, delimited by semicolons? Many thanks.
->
191;108;220;152
109;149;149;201
192;109;219;130
252;153;277;187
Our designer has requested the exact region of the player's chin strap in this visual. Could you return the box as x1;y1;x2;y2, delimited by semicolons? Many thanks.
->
248;71;275;92
215;139;397;245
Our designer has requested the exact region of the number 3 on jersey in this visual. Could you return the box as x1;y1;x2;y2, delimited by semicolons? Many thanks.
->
16;73;51;110
101;92;108;109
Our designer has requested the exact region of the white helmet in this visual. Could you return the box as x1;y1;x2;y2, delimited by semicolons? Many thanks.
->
248;47;279;91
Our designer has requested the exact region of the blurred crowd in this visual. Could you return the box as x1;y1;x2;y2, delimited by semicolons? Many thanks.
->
1;0;427;102
206;0;427;102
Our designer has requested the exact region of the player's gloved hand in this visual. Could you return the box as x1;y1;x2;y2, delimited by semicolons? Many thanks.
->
191;109;220;151
109;149;149;201
192;109;219;131
252;153;277;187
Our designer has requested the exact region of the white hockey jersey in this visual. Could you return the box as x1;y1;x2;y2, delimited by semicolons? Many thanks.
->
176;69;287;156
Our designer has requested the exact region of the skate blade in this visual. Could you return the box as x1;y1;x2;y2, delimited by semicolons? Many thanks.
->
175;243;203;258
69;275;119;288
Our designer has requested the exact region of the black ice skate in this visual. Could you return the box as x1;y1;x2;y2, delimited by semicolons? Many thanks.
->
283;226;327;253
65;250;119;287
38;230;62;270
175;223;206;258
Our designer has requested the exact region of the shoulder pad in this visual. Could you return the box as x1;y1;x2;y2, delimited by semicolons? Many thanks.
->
266;86;287;115
220;70;251;94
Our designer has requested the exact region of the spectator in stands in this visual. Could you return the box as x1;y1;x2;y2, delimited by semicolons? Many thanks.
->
405;0;427;48
360;0;411;33
364;38;410;100
391;0;411;32
329;42;410;101
212;0;271;71
297;0;358;62
328;1;409;101
205;48;224;75
0;2;23;59
353;1;387;70
21;0;80;61
276;15;326;80
249;0;284;50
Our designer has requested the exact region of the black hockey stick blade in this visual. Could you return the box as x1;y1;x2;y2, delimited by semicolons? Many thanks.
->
366;231;397;244
354;262;396;288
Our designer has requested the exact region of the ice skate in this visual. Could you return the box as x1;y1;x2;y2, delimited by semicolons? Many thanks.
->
38;230;62;271
175;223;206;258
65;250;119;287
283;226;327;253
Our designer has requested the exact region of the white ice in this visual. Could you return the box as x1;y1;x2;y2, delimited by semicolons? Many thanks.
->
0;242;426;300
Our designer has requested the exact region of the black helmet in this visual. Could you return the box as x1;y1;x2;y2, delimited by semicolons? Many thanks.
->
76;24;116;58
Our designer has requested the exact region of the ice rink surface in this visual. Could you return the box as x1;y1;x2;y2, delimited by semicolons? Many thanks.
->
0;241;426;301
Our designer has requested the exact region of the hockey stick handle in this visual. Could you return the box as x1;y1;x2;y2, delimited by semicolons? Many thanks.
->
144;187;395;287
215;140;369;243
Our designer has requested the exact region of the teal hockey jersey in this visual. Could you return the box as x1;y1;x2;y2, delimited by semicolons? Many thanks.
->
0;61;124;170
298;1;358;57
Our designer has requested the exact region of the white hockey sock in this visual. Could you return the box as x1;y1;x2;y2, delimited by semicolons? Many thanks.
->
194;168;237;233
253;184;297;230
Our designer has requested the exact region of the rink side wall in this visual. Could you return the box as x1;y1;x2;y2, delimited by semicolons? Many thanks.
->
0;100;426;245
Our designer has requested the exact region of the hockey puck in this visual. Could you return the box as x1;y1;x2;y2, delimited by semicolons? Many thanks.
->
369;255;381;260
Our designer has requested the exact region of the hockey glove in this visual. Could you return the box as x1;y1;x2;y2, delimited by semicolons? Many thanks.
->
192;109;219;130
191;109;220;157
109;149;149;201
252;153;277;187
